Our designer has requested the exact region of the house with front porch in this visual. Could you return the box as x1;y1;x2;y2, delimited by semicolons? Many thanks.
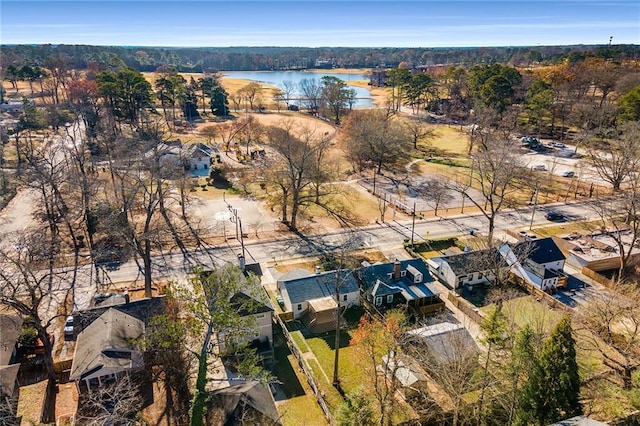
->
70;308;145;393
358;259;444;316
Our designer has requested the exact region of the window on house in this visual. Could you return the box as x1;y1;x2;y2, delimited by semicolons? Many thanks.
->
386;294;394;303
297;304;302;311
343;295;347;301
400;270;406;277
375;296;382;306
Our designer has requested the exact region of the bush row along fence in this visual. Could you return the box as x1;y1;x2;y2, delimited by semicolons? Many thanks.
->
274;314;335;425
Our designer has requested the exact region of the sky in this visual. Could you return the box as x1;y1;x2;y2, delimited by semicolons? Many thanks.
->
1;0;639;48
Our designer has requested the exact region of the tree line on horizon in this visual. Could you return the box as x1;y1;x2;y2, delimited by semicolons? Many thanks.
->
2;43;639;73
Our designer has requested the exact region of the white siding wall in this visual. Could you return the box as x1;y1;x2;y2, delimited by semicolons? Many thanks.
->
254;312;273;344
337;291;360;308
541;260;564;270
292;301;309;319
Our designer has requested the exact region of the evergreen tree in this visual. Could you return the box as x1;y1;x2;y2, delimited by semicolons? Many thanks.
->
209;85;229;116
336;387;375;426
517;315;581;425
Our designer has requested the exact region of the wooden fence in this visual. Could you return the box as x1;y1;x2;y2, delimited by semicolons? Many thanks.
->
510;274;572;314
274;315;335;425
581;266;615;288
40;379;57;424
446;292;485;324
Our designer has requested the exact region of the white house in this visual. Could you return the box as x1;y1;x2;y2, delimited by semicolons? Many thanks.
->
277;268;360;333
217;292;274;358
145;142;214;175
503;237;567;291
427;248;505;290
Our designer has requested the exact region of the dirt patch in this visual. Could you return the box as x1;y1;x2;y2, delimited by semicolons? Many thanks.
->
17;380;48;425
55;382;78;425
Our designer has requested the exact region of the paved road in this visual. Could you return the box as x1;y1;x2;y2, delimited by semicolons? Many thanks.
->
91;196;609;287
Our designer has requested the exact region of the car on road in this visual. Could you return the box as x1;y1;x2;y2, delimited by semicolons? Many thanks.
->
544;210;564;221
551;142;566;148
561;171;575;178
517;230;537;240
64;315;74;338
532;164;547;171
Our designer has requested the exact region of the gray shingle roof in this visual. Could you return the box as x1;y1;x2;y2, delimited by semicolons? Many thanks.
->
280;269;359;305
439;248;505;276
70;308;145;381
0;315;22;366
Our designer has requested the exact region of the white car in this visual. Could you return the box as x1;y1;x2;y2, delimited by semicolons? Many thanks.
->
532;164;547;171
552;142;566;148
64;315;74;337
561;171;575;178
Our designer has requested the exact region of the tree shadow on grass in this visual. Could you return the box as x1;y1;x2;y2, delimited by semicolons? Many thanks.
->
272;334;305;398
316;330;352;351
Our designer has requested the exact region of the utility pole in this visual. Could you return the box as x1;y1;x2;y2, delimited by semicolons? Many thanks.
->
411;202;416;246
529;187;539;230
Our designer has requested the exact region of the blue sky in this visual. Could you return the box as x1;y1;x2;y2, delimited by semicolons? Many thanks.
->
1;1;639;47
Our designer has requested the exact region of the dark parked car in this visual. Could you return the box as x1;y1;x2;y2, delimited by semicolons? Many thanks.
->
545;210;564;221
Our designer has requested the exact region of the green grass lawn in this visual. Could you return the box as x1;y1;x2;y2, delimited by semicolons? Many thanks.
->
272;334;328;425
427;125;471;157
481;295;562;334
305;331;368;397
481;296;607;378
290;330;310;353
278;394;328;426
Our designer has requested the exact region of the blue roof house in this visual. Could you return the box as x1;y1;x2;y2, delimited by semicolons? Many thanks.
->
358;259;444;316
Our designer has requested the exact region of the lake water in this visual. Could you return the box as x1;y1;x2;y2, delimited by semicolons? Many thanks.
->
221;70;373;106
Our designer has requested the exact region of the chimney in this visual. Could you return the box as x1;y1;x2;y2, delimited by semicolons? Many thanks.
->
393;260;401;280
124;290;130;304
315;266;321;275
237;253;245;271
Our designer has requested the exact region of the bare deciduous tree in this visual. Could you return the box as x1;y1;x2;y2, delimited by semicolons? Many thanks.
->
339;109;412;194
577;284;640;389
447;137;525;244
586;122;640;191
264;121;338;231
75;374;144;426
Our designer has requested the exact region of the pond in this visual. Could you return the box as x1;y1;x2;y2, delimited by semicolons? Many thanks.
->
221;70;373;106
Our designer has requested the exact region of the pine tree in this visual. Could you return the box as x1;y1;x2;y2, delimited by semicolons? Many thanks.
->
517;315;581;425
209;85;230;116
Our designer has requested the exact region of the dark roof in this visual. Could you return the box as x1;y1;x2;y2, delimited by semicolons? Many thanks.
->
74;296;166;335
230;292;274;317
370;280;403;297
209;381;280;426
0;315;22;366
518;237;565;265
358;258;434;288
360;259;436;302
280;269;359;305
439;248;505;276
